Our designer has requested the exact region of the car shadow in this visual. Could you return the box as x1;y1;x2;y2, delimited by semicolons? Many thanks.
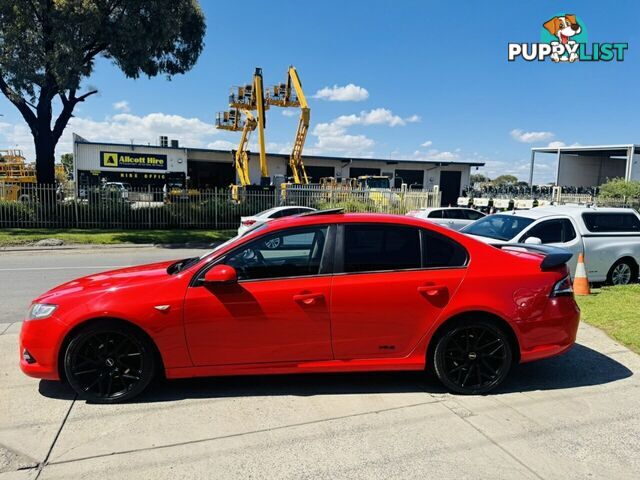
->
38;343;633;403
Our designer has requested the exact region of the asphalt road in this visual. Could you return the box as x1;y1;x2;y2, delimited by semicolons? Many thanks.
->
0;247;208;324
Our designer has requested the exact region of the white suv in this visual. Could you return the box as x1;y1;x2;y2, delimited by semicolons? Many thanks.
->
461;206;640;285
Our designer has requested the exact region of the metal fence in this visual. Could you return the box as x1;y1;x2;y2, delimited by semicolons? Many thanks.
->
0;184;441;230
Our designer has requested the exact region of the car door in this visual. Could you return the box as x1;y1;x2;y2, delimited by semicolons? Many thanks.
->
330;223;467;360
183;225;334;366
444;209;470;230
518;218;582;273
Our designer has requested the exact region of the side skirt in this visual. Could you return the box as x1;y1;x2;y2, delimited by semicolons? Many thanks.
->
165;356;426;379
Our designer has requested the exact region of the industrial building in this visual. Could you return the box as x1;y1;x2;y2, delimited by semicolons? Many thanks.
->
530;144;640;187
73;134;484;206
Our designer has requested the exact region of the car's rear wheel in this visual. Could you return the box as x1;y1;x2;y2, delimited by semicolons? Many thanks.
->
64;322;155;403
607;259;637;286
432;320;513;394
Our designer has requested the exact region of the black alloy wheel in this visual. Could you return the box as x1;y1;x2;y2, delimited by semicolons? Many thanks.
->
433;320;513;394
64;322;155;403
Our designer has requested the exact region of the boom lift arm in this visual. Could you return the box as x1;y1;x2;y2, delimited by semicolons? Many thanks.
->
267;66;310;184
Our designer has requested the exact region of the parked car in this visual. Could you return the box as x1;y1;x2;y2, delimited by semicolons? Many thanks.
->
102;182;131;200
407;207;486;231
461;206;640;285
238;206;316;236
20;211;580;402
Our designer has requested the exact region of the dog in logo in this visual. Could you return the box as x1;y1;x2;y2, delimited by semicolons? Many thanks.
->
543;14;582;62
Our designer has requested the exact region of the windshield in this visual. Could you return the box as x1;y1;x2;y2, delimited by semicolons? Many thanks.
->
361;178;390;189
461;214;535;241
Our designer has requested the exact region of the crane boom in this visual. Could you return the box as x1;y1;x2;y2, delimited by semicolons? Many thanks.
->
253;68;269;185
266;65;310;184
288;67;310;184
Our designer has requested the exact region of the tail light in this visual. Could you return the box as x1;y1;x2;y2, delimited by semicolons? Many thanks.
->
551;275;573;297
242;219;256;227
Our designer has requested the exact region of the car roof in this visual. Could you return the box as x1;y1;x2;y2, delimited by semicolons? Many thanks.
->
262;212;452;231
418;207;478;212
493;205;639;220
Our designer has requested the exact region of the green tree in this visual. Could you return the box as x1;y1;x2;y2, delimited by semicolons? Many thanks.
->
599;178;640;199
492;174;519;186
60;152;73;176
0;1;205;184
470;173;489;184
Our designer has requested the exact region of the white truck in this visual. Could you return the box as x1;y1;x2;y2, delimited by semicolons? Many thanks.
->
461;205;640;285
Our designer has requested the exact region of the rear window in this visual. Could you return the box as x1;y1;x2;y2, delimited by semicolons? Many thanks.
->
421;230;468;267
582;213;640;233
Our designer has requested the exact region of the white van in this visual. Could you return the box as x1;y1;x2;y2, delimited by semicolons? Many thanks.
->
461;206;640;285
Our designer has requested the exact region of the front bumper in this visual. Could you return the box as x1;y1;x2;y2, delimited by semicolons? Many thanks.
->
518;296;581;363
19;317;67;380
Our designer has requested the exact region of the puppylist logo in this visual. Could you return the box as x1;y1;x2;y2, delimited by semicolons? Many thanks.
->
508;14;628;62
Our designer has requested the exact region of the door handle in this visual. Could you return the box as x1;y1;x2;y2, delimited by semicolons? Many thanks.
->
293;292;324;305
417;285;447;297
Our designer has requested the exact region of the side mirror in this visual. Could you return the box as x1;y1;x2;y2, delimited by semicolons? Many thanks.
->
524;236;542;245
203;265;237;284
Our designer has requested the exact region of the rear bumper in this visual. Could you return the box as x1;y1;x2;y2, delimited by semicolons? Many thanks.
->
19;318;66;380
518;296;581;363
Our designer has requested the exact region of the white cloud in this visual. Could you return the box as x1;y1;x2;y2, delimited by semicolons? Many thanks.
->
420;140;433;147
546;140;581;148
112;100;130;112
281;109;297;117
313;84;369;102
510;129;554;143
309;108;419;156
0;112;220;161
207;140;235;150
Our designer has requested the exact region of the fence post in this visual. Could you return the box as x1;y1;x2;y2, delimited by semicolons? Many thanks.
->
147;185;152;230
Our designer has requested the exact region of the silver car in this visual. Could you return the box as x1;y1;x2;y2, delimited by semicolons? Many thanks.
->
407;207;485;231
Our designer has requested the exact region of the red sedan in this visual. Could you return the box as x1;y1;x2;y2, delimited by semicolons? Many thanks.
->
19;211;580;403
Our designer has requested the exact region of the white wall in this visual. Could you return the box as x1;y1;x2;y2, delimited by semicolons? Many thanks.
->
631;153;640;181
557;154;627;187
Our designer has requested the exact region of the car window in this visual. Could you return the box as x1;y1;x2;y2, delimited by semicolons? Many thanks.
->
444;209;466;220
582;213;640;232
427;210;443;219
421;230;468;267
523;220;563;243
464;209;485;221
343;224;421;273
562;219;577;241
224;226;328;280
255;208;278;217
461;214;535;241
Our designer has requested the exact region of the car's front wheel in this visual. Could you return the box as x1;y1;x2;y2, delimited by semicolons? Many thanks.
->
432;320;513;394
63;321;156;403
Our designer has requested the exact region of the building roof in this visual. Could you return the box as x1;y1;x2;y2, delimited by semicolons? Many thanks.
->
73;135;485;167
532;144;638;156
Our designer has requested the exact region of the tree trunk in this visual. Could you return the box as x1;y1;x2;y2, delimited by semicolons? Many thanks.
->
34;127;56;185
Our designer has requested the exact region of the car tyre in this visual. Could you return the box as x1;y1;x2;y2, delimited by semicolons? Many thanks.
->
64;321;156;403
432;320;513;395
607;259;637;286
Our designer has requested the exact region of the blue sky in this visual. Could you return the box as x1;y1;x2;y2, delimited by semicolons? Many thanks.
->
1;0;638;183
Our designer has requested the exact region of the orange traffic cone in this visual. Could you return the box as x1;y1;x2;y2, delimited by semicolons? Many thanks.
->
573;253;590;296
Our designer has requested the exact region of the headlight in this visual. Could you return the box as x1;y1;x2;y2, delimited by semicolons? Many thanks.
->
27;303;58;320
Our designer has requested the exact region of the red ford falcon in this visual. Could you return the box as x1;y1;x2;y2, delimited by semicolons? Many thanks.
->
19;210;580;402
